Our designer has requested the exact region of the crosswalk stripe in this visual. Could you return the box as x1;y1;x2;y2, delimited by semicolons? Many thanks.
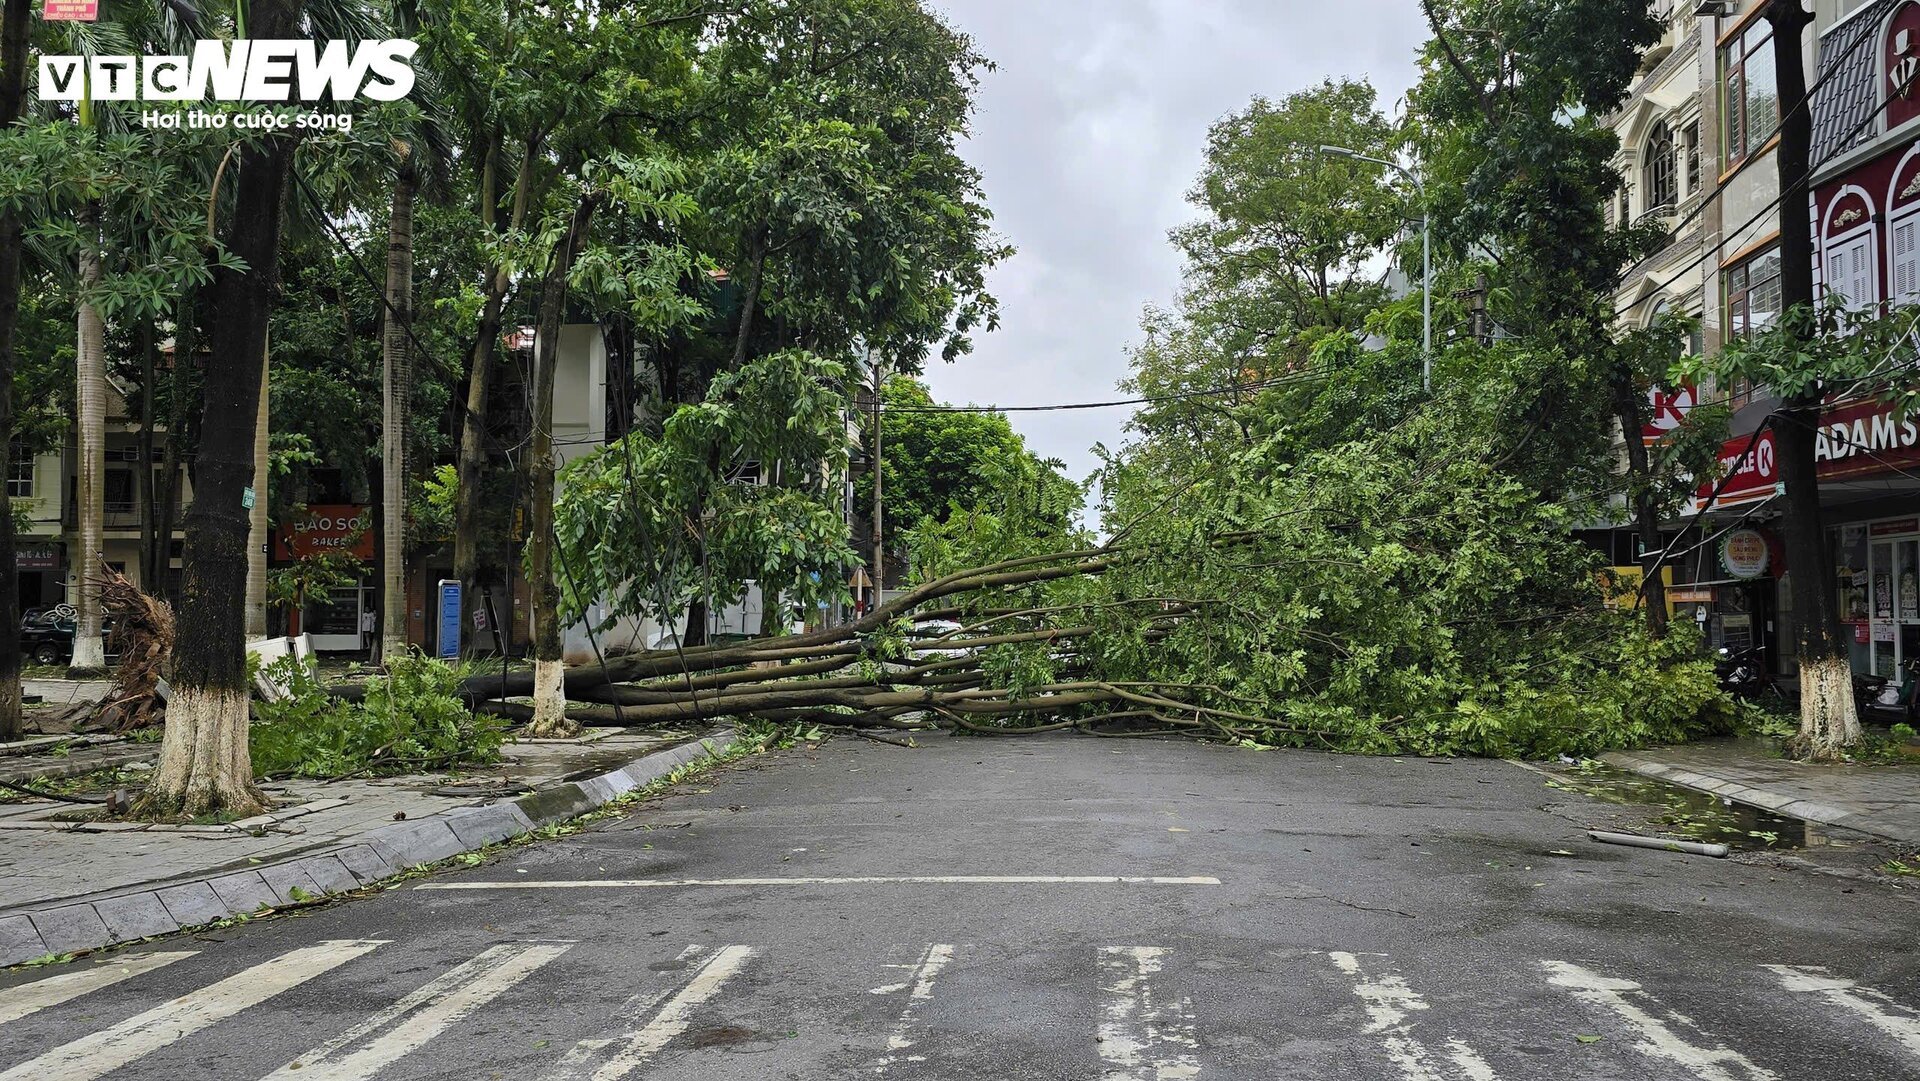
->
1326;952;1498;1081
872;943;955;1072
1097;946;1202;1080
542;944;756;1081
1764;965;1920;1058
261;942;572;1081
0;951;198;1026
1543;961;1777;1081
0;939;386;1081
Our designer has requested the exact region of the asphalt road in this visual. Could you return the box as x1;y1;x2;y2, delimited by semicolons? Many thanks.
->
2;733;1918;1080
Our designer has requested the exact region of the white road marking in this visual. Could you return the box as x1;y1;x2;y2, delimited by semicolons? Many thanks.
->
1097;946;1202;1080
873;944;955;1072
262;942;571;1081
1326;952;1497;1081
0;951;197;1026
1765;964;1920;1058
1543;960;1778;1081
417;875;1221;890
0;939;385;1081
542;944;756;1081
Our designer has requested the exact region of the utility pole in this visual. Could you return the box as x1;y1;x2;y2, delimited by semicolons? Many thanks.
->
1471;271;1489;347
869;346;885;605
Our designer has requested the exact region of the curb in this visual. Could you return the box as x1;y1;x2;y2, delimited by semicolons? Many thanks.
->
0;728;737;967
1600;751;1920;847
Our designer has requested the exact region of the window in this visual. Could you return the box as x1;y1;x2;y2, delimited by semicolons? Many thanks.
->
1824;229;1877;315
1684;120;1701;194
1726;246;1782;340
7;440;30;499
1723;21;1778;168
1644;120;1677;213
104;469;133;514
1895;212;1920;305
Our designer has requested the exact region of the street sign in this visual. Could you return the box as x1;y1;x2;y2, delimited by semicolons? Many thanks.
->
43;1;99;20
437;579;461;660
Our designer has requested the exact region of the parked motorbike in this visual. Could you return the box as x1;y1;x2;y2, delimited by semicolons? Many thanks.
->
1715;645;1777;700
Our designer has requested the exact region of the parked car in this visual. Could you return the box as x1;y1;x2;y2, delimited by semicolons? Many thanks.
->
19;607;116;666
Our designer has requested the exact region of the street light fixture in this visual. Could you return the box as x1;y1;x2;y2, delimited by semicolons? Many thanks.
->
1319;144;1432;391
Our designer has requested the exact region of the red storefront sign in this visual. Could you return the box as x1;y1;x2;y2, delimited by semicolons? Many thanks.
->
42;1;98;19
273;505;375;561
1812;398;1920;481
1694;428;1779;509
1642;383;1698;447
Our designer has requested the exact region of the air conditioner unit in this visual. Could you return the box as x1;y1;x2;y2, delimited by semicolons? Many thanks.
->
1692;0;1734;16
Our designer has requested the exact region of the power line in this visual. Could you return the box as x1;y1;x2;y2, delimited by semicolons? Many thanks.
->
880;371;1323;415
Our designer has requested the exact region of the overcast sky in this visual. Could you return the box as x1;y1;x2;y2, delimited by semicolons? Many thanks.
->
920;0;1427;495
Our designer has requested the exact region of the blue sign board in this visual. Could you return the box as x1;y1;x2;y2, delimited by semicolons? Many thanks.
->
437;579;461;660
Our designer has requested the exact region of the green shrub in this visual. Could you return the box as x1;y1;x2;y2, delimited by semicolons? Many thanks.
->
251;652;502;779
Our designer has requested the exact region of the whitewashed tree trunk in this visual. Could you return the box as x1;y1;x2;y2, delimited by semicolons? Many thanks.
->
381;147;415;664
145;684;259;816
1797;656;1864;761
70;202;106;675
244;343;269;639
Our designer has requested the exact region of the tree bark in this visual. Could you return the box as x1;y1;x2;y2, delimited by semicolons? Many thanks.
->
155;283;200;606
526;195;601;738
381;145;416;663
1610;366;1667;637
70;201;108;676
1769;0;1860;758
244;342;269;639
138;0;306;818
454;138;535;654
137;320;155;588
730;226;770;368
0;0;30;738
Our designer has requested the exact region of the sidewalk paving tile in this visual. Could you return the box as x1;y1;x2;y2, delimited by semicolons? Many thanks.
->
207;871;279;914
256;862;325;906
156;881;230;927
0;915;48;962
29;904;111;955
92;893;179;940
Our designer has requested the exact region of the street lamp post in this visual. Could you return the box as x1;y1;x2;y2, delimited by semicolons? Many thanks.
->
1320;145;1431;391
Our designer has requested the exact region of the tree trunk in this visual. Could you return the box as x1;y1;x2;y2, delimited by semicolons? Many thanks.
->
70;201;107;676
1769;0;1860;758
1610;365;1667;637
381;146;416;663
454;139;534;655
870;351;885;600
137;320;155;588
526;195;600;738
138;0;305;819
244;342;269;640
155;284;199;606
0;0;31;739
730;227;770;368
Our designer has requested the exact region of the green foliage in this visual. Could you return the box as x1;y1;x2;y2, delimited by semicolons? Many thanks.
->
553;349;860;630
266;542;368;609
251;653;502;780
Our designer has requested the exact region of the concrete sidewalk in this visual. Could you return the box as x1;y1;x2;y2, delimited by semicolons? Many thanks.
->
0;726;737;965
1603;737;1920;846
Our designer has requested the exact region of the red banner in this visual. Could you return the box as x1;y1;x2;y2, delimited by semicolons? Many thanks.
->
273;505;375;562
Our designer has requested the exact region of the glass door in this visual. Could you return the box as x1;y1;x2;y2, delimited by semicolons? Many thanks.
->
1874;540;1897;678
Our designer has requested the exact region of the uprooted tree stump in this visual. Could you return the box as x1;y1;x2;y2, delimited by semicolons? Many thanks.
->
90;566;174;734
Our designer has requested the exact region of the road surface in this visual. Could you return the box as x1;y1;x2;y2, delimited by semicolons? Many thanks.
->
1;733;1916;1080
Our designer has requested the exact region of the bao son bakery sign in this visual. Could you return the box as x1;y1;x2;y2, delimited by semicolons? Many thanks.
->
1693;399;1920;511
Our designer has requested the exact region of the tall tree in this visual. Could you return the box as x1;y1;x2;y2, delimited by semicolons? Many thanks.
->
0;0;29;738
140;0;308;818
380;140;417;663
1767;0;1859;755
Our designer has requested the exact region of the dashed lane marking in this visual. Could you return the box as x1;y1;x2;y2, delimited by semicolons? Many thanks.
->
1543;960;1778;1081
873;943;955;1072
1327;951;1498;1081
1097;946;1203;1080
1764;964;1920;1060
